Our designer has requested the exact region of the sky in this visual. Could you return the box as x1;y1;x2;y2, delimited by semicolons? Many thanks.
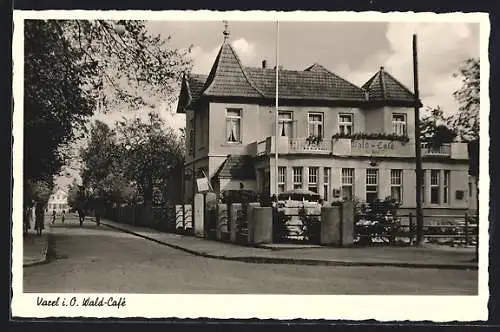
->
145;20;479;114
54;19;481;190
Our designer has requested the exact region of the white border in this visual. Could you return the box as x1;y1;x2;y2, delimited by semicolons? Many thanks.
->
12;10;490;321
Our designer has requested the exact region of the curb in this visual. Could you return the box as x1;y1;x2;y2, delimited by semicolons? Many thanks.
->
100;221;478;271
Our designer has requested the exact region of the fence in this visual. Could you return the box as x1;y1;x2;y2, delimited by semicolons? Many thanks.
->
354;212;478;245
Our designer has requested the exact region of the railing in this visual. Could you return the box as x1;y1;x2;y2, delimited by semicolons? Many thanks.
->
421;142;452;156
289;138;331;154
355;212;478;246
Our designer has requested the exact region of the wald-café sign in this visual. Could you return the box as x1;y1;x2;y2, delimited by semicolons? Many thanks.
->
350;139;403;156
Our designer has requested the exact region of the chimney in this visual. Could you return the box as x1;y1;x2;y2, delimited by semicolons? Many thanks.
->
262;60;267;69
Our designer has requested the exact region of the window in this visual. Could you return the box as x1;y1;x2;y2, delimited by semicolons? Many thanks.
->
279;112;293;137
390;169;403;203
324;168;331;201
341;168;354;200
278;167;287;193
443;170;450;204
469;182;472;197
293;167;303;189
392;113;407;136
430;170;440;204
366;169;378;203
225;109;241;143
339;113;353;135
308;113;323;138
308;167;319;193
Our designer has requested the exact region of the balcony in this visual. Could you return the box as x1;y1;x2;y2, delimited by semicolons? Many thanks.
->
249;136;468;160
421;142;451;156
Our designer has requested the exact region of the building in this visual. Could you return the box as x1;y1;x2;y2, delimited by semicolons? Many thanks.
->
176;29;474;216
47;188;69;213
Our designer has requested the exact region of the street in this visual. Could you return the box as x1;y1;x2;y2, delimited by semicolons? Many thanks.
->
24;216;477;295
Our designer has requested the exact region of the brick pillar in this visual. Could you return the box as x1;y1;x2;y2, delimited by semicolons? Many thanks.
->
341;200;354;247
248;207;273;245
320;205;342;246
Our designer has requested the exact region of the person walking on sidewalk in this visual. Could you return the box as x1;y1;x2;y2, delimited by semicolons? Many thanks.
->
61;210;65;224
34;202;45;236
51;209;56;224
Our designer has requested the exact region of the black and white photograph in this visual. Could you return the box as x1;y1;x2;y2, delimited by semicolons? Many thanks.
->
12;11;489;320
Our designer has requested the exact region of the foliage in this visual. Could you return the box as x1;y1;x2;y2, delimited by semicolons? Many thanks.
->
24;19;192;209
419;106;457;147
25;179;53;205
355;197;401;245
451;58;480;141
115;112;185;203
59;20;193;111
332;132;410;143
24;20;96;185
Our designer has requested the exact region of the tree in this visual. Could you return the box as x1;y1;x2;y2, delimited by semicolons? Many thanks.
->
24;20;192;210
420;106;457;147
116;112;185;206
452;58;480;142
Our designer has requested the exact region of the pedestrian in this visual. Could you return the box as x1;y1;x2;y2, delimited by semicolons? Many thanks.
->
61;210;65;224
52;209;56;224
34;202;45;236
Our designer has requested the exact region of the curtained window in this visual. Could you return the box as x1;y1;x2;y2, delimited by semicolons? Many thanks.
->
226;109;241;143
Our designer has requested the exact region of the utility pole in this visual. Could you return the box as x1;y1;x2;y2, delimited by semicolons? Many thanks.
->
274;20;280;199
413;34;424;245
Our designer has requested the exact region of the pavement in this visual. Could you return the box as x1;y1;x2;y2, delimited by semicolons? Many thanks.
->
95;217;478;270
23;222;51;267
24;217;478;294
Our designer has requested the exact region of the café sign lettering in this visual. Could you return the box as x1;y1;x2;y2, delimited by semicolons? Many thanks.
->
351;139;396;155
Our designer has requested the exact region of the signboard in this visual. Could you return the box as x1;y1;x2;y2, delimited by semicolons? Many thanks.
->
196;177;210;193
350;139;411;157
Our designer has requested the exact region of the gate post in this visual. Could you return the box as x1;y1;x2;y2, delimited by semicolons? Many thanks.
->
320;205;342;246
248;207;273;245
194;193;204;237
341;201;354;247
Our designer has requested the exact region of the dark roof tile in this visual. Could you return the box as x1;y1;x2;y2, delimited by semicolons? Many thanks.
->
215;155;255;180
362;67;417;105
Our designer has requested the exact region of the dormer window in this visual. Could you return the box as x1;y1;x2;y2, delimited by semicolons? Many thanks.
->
392;113;407;136
225;109;241;143
339;114;353;135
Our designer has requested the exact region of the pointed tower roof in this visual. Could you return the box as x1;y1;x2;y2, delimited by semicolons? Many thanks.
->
362;66;420;106
201;25;263;98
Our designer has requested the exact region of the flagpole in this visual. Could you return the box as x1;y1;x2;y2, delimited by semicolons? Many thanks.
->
274;20;279;199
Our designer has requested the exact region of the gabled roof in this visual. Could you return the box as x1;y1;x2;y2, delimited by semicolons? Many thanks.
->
362;67;420;106
214;155;255;180
176;74;208;113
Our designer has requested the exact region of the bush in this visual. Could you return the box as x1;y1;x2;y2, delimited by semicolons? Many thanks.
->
355;197;401;245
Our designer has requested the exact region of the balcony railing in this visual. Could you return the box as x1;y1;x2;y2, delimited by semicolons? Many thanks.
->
421;143;452;156
289;138;330;154
251;136;464;159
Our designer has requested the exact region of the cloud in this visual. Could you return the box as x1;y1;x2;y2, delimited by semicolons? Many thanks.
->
382;22;479;113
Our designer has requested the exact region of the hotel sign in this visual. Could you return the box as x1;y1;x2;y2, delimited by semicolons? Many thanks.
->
351;139;402;156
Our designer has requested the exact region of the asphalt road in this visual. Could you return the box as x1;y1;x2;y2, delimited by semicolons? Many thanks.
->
23;217;478;295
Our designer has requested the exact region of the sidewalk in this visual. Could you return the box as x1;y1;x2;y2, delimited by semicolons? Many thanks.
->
98;218;477;270
23;223;51;267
